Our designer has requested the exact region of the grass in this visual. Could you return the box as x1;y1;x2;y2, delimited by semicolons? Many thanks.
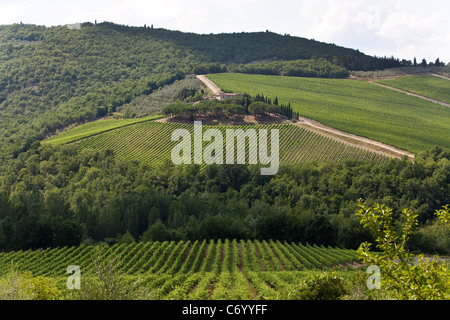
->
43;114;164;146
375;74;450;104
206;73;450;154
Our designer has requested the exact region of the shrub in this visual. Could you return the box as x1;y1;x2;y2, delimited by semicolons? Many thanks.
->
0;265;61;300
286;272;348;300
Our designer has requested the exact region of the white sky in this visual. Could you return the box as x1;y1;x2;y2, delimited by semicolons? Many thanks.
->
0;0;449;62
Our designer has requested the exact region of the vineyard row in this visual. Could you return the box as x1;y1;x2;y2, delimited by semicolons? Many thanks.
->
75;122;390;167
0;239;361;278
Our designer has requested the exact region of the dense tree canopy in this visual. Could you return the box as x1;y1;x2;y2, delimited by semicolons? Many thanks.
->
229;59;349;78
0;141;448;253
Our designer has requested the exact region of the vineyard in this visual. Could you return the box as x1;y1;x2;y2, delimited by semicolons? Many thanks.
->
67;121;389;167
44;114;164;146
0;240;362;300
374;74;450;104
206;73;450;153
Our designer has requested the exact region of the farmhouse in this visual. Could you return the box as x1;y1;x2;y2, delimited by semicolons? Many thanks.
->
214;91;242;100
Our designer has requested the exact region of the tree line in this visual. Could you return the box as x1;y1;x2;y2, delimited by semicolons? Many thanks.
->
228;58;349;78
162;93;299;121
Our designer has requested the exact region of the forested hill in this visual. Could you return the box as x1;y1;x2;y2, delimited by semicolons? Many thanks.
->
142;25;368;64
0;21;391;160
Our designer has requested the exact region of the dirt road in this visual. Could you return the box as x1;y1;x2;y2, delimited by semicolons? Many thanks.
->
370;81;450;108
196;75;222;95
294;116;415;159
431;73;450;80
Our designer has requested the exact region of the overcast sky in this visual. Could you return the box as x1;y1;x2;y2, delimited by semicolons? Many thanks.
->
0;0;449;62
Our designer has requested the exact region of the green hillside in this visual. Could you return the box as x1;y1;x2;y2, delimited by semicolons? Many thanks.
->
146;27;369;64
0;22;375;159
207;73;450;154
0;22;449;301
43;115;164;146
48;121;389;166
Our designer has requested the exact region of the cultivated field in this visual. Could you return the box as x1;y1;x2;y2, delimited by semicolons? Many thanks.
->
0;239;362;300
60;121;390;166
44;115;164;146
206;73;450;154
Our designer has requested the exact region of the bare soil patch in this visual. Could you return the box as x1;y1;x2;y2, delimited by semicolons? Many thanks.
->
196;74;222;95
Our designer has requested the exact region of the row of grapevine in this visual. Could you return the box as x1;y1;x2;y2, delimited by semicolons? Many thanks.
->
279;124;390;165
74;121;391;168
0;240;362;278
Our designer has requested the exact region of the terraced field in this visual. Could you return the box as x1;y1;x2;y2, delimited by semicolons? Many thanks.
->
67;121;389;166
206;73;450;154
0;240;362;300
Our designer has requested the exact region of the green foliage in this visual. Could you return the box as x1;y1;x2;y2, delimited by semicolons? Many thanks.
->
0;264;61;300
120;231;136;245
230;58;349;78
351;65;450;79
163;99;246;121
286;271;348;300
207;73;450;153
151;29;367;65
0;240;358;277
66;121;389;169
43;115;164;145
356;201;450;300
193;63;228;75
436;205;450;224
0;237;446;300
0;23;195;158
0;142;448;250
117;74;204;116
66;247;153;300
409;219;450;255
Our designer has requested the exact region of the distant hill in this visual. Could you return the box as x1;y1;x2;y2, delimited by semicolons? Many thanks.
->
141;25;368;64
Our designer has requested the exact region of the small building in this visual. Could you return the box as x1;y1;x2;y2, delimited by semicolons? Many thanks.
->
214;92;242;100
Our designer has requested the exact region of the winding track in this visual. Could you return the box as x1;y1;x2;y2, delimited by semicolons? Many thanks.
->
293;116;415;159
369;81;450;108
